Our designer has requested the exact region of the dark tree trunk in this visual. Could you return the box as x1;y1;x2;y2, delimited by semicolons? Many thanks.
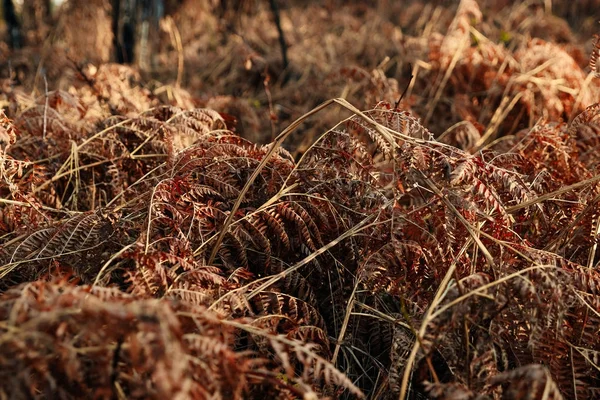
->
3;0;22;49
112;0;125;62
112;0;163;66
268;0;288;72
112;0;136;63
136;0;163;69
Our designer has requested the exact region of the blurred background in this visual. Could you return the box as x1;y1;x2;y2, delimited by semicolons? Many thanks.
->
1;0;599;152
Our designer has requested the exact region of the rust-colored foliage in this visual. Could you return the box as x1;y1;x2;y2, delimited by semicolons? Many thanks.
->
2;0;600;399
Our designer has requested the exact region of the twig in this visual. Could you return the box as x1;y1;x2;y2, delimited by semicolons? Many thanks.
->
43;75;49;140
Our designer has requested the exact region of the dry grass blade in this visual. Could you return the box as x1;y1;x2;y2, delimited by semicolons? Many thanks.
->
506;174;600;214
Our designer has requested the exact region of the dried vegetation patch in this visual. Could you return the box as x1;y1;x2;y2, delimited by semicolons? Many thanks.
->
1;0;600;399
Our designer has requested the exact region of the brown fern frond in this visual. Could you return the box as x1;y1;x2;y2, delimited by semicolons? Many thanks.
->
0;279;301;399
490;365;564;400
250;291;326;330
591;34;600;78
0;210;118;286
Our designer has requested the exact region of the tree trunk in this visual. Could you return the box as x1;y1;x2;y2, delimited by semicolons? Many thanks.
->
113;0;163;69
3;0;22;49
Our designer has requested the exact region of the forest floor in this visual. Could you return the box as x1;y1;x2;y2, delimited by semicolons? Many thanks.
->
1;1;600;399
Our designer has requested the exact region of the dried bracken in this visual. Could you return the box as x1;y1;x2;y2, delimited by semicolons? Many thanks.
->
2;1;600;399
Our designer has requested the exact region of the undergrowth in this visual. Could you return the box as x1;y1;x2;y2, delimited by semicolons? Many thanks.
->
1;0;600;399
